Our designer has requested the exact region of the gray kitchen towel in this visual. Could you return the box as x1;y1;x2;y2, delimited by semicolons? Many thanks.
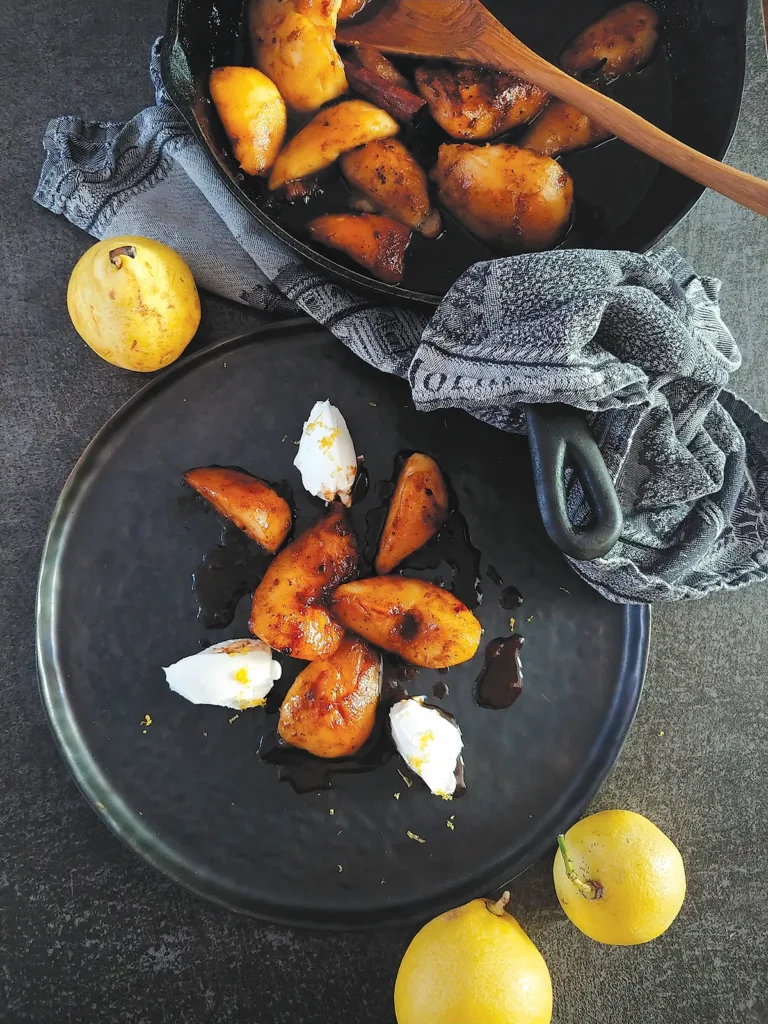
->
34;40;768;603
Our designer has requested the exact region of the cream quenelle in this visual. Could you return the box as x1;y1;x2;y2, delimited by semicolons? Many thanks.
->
163;638;281;710
294;400;357;506
389;696;464;798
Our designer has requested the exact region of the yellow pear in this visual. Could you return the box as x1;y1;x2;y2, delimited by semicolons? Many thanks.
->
394;892;552;1024
553;809;686;945
67;236;200;372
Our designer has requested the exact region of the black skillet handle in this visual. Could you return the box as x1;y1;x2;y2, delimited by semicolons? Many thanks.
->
525;404;623;561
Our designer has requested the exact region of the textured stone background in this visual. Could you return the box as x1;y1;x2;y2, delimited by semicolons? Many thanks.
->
1;1;766;1021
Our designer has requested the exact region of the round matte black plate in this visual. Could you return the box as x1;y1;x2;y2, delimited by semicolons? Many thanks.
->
37;318;648;929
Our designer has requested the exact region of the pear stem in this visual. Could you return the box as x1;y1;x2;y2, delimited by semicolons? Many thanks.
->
557;835;603;900
109;245;137;270
487;890;511;916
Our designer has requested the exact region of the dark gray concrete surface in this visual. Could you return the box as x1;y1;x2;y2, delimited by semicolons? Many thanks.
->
1;1;766;1021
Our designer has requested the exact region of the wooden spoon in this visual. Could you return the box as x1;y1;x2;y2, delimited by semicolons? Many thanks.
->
337;0;768;217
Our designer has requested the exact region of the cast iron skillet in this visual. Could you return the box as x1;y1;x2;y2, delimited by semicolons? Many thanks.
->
37;320;650;929
159;0;746;560
160;0;746;305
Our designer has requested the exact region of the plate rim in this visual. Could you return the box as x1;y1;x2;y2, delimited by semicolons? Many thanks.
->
36;318;650;929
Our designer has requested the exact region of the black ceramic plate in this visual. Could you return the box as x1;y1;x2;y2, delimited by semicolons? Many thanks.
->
37;319;649;929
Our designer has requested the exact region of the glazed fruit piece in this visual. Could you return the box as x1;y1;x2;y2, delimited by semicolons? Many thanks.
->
559;0;659;82
250;503;358;660
278;636;381;758
521;98;611;157
268;100;398;190
340;140;442;238
331;577;482;668
432;143;574;251
184;467;291;553
375;453;449;573
415;64;548;141
307;214;411;284
209;67;287;176
249;0;347;114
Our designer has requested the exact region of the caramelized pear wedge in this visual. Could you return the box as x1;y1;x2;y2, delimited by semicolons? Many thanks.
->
331;577;482;668
278;636;381;758
250;503;358;660
308;213;411;284
432;143;573;252
184;467;291;553
559;0;659;83
375;453;449;574
268;100;399;190
340;140;442;238
249;0;347;114
209;67;287;176
415;64;548;141
521;98;611;157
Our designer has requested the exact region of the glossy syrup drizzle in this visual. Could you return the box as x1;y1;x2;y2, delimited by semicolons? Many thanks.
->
474;635;524;710
192;521;271;629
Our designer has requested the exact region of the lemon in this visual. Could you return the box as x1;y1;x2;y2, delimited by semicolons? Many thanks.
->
394;892;552;1024
67;236;201;372
553;809;686;945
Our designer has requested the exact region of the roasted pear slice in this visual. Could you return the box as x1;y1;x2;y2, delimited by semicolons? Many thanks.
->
375;453;449;574
340;139;442;238
184;467;291;553
268;100;399;190
331;577;482;668
209;67;287;176
521;98;611;157
560;0;658;82
415;64;548;141
250;503;358;660
278;636;381;758
308;213;411;284
249;0;347;114
432;143;573;251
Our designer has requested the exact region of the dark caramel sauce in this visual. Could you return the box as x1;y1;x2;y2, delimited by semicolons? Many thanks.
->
475;635;524;710
486;563;504;587
192;521;271;629
500;585;524;610
257;713;395;793
350;465;370;505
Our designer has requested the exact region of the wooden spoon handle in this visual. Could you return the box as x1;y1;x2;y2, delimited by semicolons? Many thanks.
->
466;20;768;218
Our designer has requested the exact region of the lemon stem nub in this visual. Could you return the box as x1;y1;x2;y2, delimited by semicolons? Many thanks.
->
487;891;511;916
109;245;137;269
557;834;603;900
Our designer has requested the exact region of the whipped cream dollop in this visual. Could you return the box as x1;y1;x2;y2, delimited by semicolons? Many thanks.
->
163;638;281;710
389;696;463;799
294;400;357;507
